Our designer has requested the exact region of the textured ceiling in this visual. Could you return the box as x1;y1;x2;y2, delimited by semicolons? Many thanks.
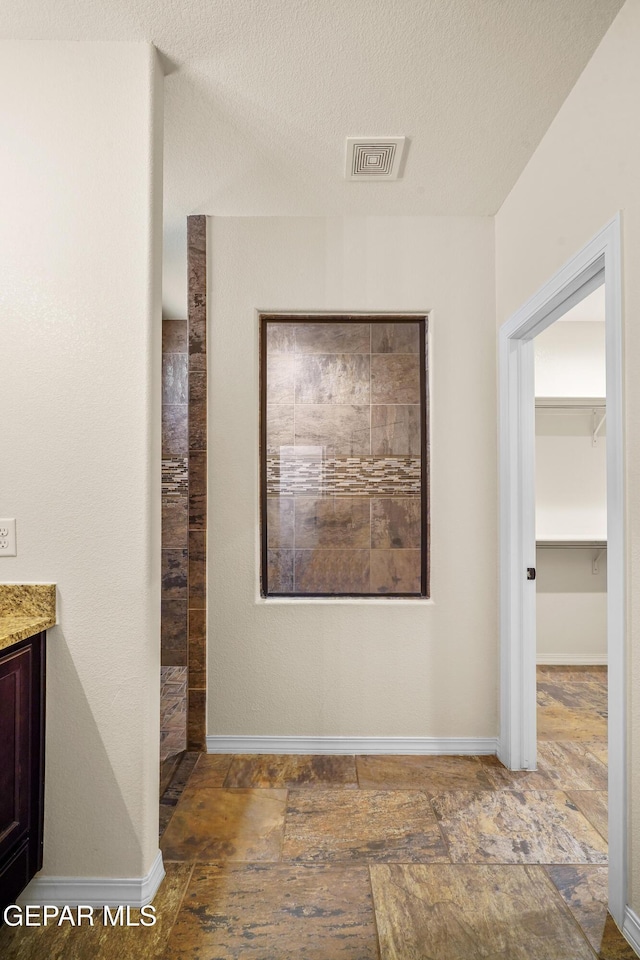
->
3;0;625;313
3;0;623;218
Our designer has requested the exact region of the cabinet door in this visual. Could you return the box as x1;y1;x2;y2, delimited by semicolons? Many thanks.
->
0;645;32;862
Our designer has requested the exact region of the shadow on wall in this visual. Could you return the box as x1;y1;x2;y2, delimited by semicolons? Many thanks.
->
42;635;147;878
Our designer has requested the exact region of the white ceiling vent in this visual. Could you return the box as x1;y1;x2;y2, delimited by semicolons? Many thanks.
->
345;137;406;180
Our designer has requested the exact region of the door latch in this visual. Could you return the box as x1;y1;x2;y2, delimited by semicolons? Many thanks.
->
527;567;536;581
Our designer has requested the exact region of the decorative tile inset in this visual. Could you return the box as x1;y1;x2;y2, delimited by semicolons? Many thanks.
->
371;404;421;455
371;498;421;548
370;549;421;594
294;498;370;548
160;666;187;762
371;354;421;404
295;354;370;404
162;458;189;499
294;549;370;594
267;549;295;592
267;497;294;548
371;322;420;354
266;455;421;497
294;405;371;456
294;322;371;355
266;403;294;453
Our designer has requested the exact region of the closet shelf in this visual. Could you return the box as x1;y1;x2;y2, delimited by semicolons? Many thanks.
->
535;397;606;444
536;539;607;549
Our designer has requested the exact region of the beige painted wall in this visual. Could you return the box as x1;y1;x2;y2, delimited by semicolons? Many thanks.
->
495;0;640;910
207;215;497;740
0;41;163;879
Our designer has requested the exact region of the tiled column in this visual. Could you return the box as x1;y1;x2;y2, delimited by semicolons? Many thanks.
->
187;215;207;750
161;319;189;759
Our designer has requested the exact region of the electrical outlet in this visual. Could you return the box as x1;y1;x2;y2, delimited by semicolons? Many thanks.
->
0;519;17;556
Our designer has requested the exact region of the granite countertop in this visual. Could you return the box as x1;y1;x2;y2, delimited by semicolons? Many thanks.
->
0;584;56;652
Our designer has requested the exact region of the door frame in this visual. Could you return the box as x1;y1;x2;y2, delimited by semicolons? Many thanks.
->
498;214;626;925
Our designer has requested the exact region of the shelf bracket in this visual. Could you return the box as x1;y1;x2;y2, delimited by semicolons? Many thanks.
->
592;409;606;446
592;549;605;575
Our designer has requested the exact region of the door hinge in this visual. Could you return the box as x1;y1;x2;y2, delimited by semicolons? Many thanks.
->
527;567;536;581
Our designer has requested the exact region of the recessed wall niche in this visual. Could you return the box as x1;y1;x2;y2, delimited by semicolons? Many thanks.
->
260;316;429;597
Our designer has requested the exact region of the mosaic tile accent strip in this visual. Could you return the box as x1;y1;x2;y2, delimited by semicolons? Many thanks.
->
266;455;421;497
162;458;189;500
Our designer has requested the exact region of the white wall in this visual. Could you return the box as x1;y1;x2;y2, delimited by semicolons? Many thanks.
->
0;41;163;880
495;0;640;911
208;215;497;740
535;319;606;397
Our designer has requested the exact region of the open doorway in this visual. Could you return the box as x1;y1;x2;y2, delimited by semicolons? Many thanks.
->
498;216;628;932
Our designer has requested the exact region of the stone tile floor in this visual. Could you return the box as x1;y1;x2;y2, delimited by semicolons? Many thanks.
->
2;665;637;958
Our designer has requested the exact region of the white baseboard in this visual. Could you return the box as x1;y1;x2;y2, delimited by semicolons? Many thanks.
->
536;654;607;665
623;906;640;956
206;736;498;756
17;850;165;908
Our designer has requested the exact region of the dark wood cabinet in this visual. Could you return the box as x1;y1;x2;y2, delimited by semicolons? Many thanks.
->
0;633;45;917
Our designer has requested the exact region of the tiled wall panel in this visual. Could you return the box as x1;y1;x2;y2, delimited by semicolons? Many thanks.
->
262;318;428;596
187;215;207;749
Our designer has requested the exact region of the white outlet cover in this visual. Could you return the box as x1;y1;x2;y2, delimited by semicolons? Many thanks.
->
0;519;17;556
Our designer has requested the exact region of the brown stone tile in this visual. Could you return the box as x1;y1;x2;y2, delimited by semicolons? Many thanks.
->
266;497;294;548
537;680;607;741
188;530;206;606
282;789;448;863
266;321;296;353
567;791;608;841
586;739;609;765
188;608;206;688
189;400;206;451
162;863;379;959
432;789;608;864
162;354;188;404
266;403;294;453
0;862;194;960
161;788;287;861
545;866;638;958
371;497;421;549
294;549;370;594
481;741;608;792
188;450;206;528
162;496;188;549
162;404;188;456
189;368;206;404
163;318;188;353
294;498;370;549
371;863;595;960
356;755;494;794
371;354;420;404
370;548;421;594
267;353;295;403
294;404;371;455
183;754;233;791
295;354;370;404
188;214;206;360
371;321;420;354
162;548;188;599
187;688;206;751
267;548;294;592
161;599;187;666
225;755;358;789
537;664;608;683
294;321;371;354
371;404;421;455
